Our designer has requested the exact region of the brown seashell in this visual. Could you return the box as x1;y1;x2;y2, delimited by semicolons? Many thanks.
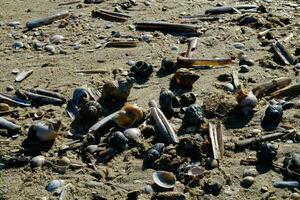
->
113;104;143;128
174;68;199;89
153;171;176;189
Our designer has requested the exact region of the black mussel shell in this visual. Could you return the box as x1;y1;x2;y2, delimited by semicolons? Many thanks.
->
110;131;128;151
256;143;277;163
146;143;165;161
261;104;283;130
72;87;89;106
180;92;196;107
130;61;153;78
161;58;176;71
159;89;180;116
80;100;102;120
183;104;204;126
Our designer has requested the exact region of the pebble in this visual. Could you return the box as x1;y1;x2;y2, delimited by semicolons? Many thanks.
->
291;192;300;200
141;33;153;42
241;176;255;188
233;42;245;49
7;21;20;28
46;179;65;192
11;68;19;74
171;45;179;52
104;23;113;29
295;63;300;70
45;45;56;54
6;85;14;92
30;155;45;168
207;157;219;169
128;24;135;31
144;185;154;194
239;65;250;73
57;157;71;166
12;41;24;50
73;42;81;50
243;168;258;177
144;0;151;6
33;39;43;50
261;186;268;193
127;60;136;66
222;82;235;92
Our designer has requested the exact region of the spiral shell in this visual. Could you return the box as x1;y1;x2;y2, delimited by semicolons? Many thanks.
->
113;104;143;128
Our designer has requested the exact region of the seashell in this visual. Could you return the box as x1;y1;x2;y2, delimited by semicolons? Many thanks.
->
101;77;134;102
12;41;24;50
85;145;99;154
15;70;33;82
146;143;165;161
50;35;64;44
261;104;283;130
79;100;102;120
130;61;153;78
46;179;65;192
0;117;21;132
34;122;57;142
174;68;199;89
0;103;10;111
161;57;176;71
11;68;20;74
153;171;176;189
113;104;143;128
183;104;204;126
110;131;128;151
57;157;70;167
159;88;180;116
179;92;196;107
256;143;277;163
30;155;45;168
187;166;204;180
33;110;44;119
84;0;103;4
236;89;257;114
72;87;90;106
124;128;141;141
26;11;69;29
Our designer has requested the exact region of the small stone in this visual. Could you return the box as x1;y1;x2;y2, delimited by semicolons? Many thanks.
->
240;57;255;66
45;45;55;54
171;45;179;52
144;185;154;194
141;33;153;43
33;39;43;50
127;60;136;66
250;129;261;136
239;65;250;73
207;157;218;169
6;85;14;92
7;21;20;28
241;176;255;188
233;42;245;49
128;24;135;31
104;23;113;29
261;186;268;193
222;83;235;92
243;168;258;177
144;0;151;6
295;63;300;70
12;41;23;50
291;192;300;200
11;68;19;74
50;35;64;44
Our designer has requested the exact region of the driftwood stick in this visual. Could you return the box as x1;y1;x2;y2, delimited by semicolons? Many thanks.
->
235;132;289;149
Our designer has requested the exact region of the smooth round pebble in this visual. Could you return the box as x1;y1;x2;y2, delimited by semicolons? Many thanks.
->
12;41;23;50
291;192;300;200
243;168;258;177
295;63;300;70
104;23;113;29
141;34;153;42
45;45;55;54
57;157;71;166
50;35;64;44
144;184;154;194
124;128;141;141
222;82;235;92
8;21;20;28
171;45;179;52
241;176;255;188
85;145;98;154
46;179;65;192
127;60;136;66
233;42;245;49
30;155;45;168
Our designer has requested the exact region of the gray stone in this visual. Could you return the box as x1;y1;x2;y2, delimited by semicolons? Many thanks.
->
243;168;258;177
241;176;255;188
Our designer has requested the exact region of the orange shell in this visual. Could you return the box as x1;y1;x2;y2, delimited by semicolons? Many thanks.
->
113;104;144;128
121;104;144;122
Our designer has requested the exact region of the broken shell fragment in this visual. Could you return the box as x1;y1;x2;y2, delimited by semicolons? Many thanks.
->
187;166;205;180
30;155;45;168
236;89;257;114
174;68;199;89
79;100;102;120
113;104;143;128
183;104;204;126
261;104;283;130
153;171;176;189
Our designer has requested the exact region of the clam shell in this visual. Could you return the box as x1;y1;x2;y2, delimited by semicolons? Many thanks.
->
187;166;204;178
153;171;176;189
46;179;65;192
35;122;57;142
124;128;141;141
114;104;143;128
0;103;10;111
30;155;45;168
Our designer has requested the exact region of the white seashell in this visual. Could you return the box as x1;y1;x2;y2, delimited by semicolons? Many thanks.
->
35;122;57;142
50;35;64;44
46;179;65;192
30;155;45;168
124;128;141;141
15;70;33;82
153;171;176;189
